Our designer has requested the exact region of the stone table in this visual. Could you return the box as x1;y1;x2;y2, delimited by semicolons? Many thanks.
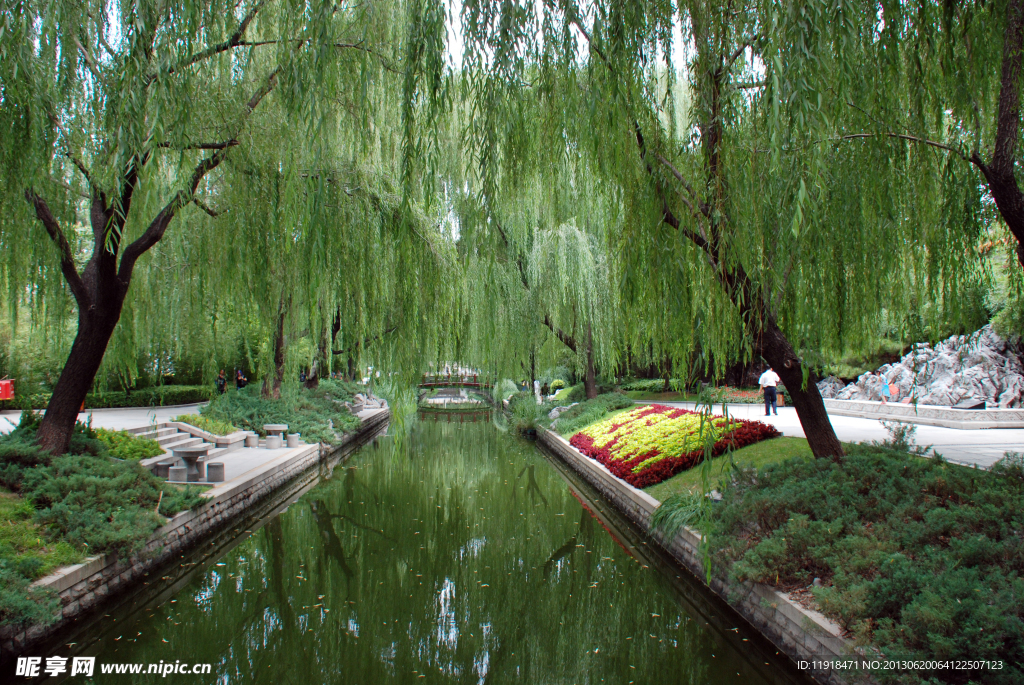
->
172;446;210;482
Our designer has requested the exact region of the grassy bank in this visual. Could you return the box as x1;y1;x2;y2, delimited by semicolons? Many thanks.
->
644;437;813;501
690;445;1024;684
0;413;206;626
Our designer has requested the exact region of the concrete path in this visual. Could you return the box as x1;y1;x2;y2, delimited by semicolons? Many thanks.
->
636;401;1022;469
0;404;207;434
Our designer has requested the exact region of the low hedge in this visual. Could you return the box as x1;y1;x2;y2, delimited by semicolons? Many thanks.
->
24;385;213;410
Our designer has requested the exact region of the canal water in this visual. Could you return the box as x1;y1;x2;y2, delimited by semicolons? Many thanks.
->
62;417;810;684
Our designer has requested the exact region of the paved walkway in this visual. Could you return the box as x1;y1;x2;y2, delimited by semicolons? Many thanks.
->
0;404;207;434
636;401;1023;469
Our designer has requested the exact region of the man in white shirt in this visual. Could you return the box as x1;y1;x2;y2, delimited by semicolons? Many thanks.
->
758;368;781;416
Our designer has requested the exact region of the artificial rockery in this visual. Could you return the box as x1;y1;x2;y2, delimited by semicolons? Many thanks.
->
819;325;1024;408
0;0;462;454
411;0;995;460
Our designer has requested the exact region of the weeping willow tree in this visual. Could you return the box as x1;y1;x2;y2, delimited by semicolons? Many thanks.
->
450;144;624;396
0;0;465;452
409;0;991;459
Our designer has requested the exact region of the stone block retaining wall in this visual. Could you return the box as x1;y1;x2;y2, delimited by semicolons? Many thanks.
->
823;399;1024;429
538;429;859;685
1;409;390;657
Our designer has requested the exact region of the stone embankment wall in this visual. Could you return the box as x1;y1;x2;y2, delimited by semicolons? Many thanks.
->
538;429;860;685
1;409;390;657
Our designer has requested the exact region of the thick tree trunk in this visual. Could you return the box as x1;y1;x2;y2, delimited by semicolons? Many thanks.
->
755;315;844;460
973;0;1024;270
263;298;287;399
36;309;122;454
583;324;598;400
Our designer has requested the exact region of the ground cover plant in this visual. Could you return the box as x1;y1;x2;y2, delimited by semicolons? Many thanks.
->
173;414;238;436
200;380;361;445
570;405;780;488
707;446;1024;684
554;392;635;436
0;413;205;626
94;428;164;461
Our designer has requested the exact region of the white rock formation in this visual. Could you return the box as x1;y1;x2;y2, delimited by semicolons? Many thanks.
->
820;325;1024;407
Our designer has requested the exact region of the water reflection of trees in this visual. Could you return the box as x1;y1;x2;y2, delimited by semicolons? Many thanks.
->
91;420;793;685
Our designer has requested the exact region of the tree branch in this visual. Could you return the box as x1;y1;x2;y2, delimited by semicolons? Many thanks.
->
193;196;223;217
118;68;279;282
838;132;968;161
158;140;239;150
74;36;104;82
542;315;577;353
147;0;266;84
25;189;89;307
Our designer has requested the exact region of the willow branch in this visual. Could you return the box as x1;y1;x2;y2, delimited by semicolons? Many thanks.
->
119;68;278;282
331;327;398;355
74;36;104;81
147;0;266;83
25;189;89;307
193;197;223;217
542;314;578;353
838;132;968;160
158;140;239;150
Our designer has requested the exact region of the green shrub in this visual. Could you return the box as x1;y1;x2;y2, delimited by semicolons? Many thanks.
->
566;383;586;402
94;428;163;461
496;379;519;401
0;417;205;626
620;378;675;392
709;444;1024;683
200;380;361;444
555;392;634;436
173;414;237;436
549;379;566;392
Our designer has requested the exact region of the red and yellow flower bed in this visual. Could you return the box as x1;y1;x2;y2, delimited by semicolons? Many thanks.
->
568;404;780;488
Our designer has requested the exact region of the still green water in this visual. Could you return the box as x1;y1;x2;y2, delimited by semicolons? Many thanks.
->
81;417;807;684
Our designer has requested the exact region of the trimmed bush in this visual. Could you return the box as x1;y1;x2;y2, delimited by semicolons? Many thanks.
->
173;414;237;436
94;428;164;461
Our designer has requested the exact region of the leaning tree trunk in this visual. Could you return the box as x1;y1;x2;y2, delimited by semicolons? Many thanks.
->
583;323;598;400
36;306;123;454
756;315;844;460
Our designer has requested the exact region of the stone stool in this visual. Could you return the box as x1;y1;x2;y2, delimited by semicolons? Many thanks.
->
154;461;174;479
168;466;188;483
286;433;300;448
244;431;259;448
266;434;282;449
206;462;225;482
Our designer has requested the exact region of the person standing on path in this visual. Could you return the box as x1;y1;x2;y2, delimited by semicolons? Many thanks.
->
758;367;781;416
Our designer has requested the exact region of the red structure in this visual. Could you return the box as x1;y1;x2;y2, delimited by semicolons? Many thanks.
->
0;379;13;401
